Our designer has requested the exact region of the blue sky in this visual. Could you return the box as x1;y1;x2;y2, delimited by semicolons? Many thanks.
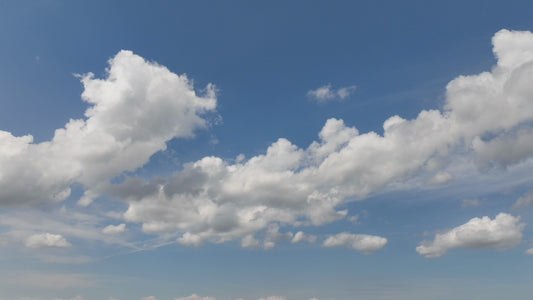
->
1;1;533;299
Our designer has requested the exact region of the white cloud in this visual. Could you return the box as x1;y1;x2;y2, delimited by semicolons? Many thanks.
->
512;190;533;209
526;248;533;255
307;84;356;102
257;297;287;300
174;295;216;300
141;297;157;300
291;231;317;244
102;223;126;235
323;232;387;254
241;234;261;248
177;232;203;247
109;30;533;249
25;233;71;248
0;50;216;207
262;224;294;249
416;213;525;258
3;29;533;253
461;198;481;209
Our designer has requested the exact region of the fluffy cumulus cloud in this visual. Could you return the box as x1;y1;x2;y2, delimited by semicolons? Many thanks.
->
0;50;216;207
323;232;387;254
106;29;533;249
25;233;71;249
307;84;357;102
3;29;533;252
416;213;525;258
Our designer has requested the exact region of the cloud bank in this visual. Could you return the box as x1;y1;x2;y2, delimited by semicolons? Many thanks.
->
1;30;533;253
112;29;533;249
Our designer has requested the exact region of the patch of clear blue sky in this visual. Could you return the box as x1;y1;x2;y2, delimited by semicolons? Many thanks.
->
1;1;533;299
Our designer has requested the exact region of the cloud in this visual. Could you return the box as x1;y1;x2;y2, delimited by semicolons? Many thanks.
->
3;29;533;253
141;297;157;300
262;224;294;249
526;248;533;255
512;190;533;209
239;225;293;250
25;233;71;248
106;29;533;249
307;84;356;102
257;297;287;300
0;208;137;253
472;128;533;169
416;213;525;258
0;50;216;207
323;232;387;254
291;231;317;244
102;223;126;235
429;171;454;185
241;234;261;248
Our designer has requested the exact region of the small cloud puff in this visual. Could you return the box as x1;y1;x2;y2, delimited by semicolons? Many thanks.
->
25;233;71;249
323;232;387;254
102;223;127;235
307;84;356;103
291;231;317;244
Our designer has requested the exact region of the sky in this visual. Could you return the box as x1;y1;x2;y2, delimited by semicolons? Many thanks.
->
1;1;533;299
